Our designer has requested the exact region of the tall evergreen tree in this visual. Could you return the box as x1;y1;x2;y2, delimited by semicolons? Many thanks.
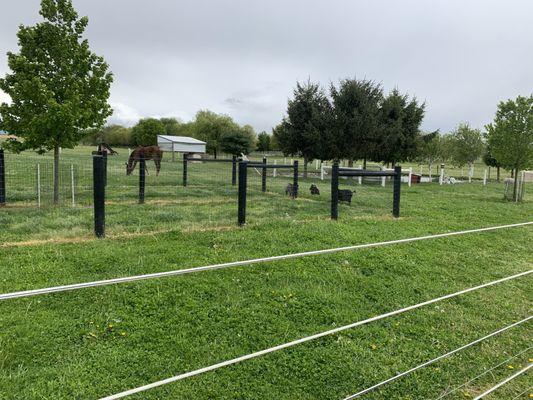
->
330;78;383;167
0;0;113;203
256;132;271;152
375;89;425;166
274;80;332;177
373;89;424;166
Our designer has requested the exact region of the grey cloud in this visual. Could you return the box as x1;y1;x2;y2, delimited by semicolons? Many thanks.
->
1;0;532;133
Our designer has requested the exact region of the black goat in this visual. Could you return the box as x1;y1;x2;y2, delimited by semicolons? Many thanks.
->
338;189;355;204
309;184;320;195
285;183;297;197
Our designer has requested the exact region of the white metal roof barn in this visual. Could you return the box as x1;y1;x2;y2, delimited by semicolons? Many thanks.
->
157;135;206;161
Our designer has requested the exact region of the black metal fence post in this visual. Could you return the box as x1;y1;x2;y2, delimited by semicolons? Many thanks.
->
139;158;146;204
262;157;267;192
183;153;188;187
392;166;401;218
331;162;339;219
0;149;5;206
232;155;237;186
238;161;248;226
93;154;106;238
293;160;299;199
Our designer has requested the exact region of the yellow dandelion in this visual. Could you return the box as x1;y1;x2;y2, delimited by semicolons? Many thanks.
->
507;365;514;369
370;344;378;350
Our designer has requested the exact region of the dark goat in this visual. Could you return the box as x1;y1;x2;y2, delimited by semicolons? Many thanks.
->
338;189;355;204
285;183;297;198
309;184;320;195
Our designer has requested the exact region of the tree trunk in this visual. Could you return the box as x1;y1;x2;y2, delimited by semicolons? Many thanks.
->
53;144;60;205
348;159;354;168
213;148;217;159
303;157;308;179
496;167;500;182
363;157;367;170
512;168;519;201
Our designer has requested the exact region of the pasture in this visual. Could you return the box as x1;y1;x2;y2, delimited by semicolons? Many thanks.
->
0;146;531;399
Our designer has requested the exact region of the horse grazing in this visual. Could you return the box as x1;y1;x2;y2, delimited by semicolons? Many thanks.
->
126;146;163;176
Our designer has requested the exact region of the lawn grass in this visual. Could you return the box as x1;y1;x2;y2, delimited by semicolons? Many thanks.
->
0;146;531;399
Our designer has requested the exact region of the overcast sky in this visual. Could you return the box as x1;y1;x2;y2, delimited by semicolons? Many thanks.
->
1;0;532;133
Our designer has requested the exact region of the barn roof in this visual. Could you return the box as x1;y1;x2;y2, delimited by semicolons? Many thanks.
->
157;135;206;144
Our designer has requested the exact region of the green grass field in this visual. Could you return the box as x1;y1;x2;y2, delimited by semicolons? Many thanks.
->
0;146;531;399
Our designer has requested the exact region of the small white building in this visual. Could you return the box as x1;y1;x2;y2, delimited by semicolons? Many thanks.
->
157;135;206;161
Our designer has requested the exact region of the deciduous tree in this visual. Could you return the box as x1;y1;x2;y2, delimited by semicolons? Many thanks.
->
449;123;484;179
220;129;253;156
486;95;533;200
191;110;240;158
0;0;113;203
131;118;165;146
417;130;441;178
160;117;182;136
482;144;502;182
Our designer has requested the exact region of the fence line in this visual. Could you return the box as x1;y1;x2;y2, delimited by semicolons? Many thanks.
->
98;271;532;400
473;363;532;400
510;386;533;400
435;346;533;400
343;316;532;399
1;222;531;301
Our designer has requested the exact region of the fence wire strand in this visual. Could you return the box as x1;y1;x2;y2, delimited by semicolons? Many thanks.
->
343;316;532;399
98;271;532;400
1;222;531;301
434;346;532;400
473;363;532;400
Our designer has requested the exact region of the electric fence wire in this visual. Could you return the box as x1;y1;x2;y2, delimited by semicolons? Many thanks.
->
99;272;531;400
343;317;532;399
435;346;532;399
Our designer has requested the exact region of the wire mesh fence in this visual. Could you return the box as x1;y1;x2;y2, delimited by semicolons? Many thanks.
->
3;152;93;207
1;147;529;241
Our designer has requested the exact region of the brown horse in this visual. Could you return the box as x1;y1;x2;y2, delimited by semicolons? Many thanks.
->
126;146;163;175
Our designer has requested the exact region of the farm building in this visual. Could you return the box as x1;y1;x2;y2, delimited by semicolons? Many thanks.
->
157;135;206;161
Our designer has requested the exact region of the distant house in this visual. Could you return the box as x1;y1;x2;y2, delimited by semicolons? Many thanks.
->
157;135;206;161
